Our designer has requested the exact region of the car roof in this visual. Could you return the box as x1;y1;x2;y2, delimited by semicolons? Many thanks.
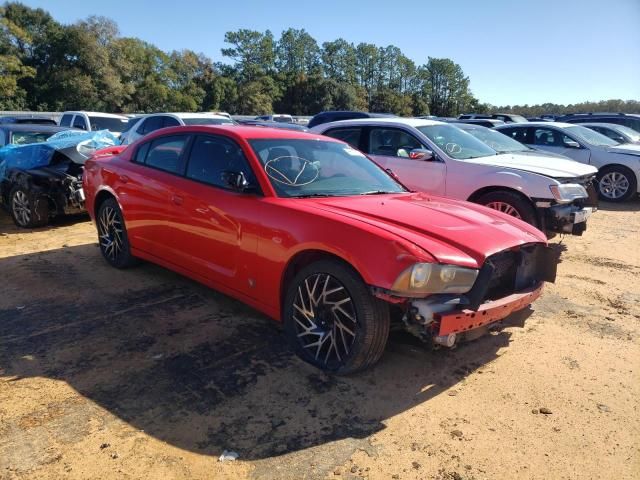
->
495;121;575;129
314;117;444;129
136;112;230;120
578;122;625;129
146;124;328;141
0;124;71;133
62;111;128;119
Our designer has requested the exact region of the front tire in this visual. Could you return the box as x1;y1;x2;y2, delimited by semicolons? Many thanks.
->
96;198;138;268
283;260;390;374
9;186;49;228
597;165;636;202
476;190;538;227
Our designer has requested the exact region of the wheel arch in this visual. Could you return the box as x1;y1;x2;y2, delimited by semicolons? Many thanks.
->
279;249;366;317
93;188;118;219
467;185;533;204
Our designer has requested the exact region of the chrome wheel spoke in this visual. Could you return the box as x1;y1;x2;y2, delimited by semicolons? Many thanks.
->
12;191;31;226
98;206;124;260
292;273;357;367
486;201;521;219
600;172;629;199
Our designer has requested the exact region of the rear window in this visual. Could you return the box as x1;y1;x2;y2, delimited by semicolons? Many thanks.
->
9;131;56;145
88;116;128;133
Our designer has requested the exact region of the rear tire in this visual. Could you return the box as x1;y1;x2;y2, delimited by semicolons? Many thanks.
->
9;185;49;228
96;197;138;268
476;190;538;227
597;165;636;202
283;260;390;374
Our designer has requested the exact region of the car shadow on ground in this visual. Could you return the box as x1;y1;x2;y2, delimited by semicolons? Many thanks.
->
0;210;89;235
596;196;640;212
0;243;531;461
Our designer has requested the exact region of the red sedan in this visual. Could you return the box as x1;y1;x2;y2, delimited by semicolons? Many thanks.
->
83;126;557;373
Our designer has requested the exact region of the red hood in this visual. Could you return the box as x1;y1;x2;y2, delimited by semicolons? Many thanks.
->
305;193;546;269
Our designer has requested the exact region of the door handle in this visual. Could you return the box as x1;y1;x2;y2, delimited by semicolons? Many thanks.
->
119;175;129;183
172;195;184;205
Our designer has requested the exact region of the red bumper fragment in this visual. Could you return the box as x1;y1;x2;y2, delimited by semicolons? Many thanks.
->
436;283;544;336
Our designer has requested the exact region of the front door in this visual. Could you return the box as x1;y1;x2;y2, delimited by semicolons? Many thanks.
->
163;134;262;294
531;126;591;164
366;126;446;195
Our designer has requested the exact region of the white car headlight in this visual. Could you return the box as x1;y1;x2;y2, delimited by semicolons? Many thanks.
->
391;263;479;296
549;183;588;203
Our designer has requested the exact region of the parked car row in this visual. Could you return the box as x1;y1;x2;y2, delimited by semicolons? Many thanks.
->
5;106;636;374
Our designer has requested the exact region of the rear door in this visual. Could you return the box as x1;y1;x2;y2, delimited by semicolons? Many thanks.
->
117;134;191;258
365;126;446;194
162;134;262;293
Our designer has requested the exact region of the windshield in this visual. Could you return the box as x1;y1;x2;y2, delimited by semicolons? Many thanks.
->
182;117;235;125
416;124;497;159
88;116;128;133
9;131;56;145
462;127;530;153
566;126;619;147
249;139;407;198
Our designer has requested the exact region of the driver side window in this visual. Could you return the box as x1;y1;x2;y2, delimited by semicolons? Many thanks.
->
368;128;424;158
185;135;256;190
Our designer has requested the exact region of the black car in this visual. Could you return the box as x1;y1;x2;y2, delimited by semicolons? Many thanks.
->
0;124;72;147
0;116;58;126
448;118;506;128
556;113;640;133
458;113;492;120
307;111;395;129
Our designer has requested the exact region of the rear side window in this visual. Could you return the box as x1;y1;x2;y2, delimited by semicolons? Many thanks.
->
134;142;151;164
324;127;363;149
144;135;188;174
59;114;73;127
72;116;88;130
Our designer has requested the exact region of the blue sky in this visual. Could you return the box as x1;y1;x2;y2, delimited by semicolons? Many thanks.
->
21;0;640;106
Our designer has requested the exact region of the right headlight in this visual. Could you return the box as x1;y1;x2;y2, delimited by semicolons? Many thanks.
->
549;183;588;203
391;263;479;297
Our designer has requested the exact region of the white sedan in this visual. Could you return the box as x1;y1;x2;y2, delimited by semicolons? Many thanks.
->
311;118;598;237
122;113;235;145
496;122;640;202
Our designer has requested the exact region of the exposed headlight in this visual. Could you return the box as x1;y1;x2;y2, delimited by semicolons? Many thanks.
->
549;183;588;203
391;263;479;296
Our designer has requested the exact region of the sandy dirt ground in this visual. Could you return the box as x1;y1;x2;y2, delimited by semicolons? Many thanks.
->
0;200;638;480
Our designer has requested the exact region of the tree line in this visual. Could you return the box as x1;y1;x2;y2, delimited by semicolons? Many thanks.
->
1;2;637;117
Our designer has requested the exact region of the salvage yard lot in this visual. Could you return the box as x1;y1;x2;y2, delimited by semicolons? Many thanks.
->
0;201;639;480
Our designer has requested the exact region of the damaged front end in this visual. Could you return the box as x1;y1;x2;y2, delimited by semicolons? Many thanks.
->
539;175;599;236
0;130;118;227
377;243;558;348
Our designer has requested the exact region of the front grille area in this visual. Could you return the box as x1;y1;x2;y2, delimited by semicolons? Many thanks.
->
465;244;558;309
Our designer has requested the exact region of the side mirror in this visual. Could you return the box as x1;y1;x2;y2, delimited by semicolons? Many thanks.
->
223;171;251;192
409;148;434;161
564;140;581;149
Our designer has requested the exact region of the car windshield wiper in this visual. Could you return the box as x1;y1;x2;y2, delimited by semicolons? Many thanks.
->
359;190;395;195
291;193;332;198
